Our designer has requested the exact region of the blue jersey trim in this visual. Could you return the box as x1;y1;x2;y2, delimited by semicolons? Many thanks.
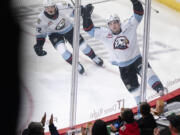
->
36;34;47;38
111;55;141;67
148;75;160;87
134;14;143;22
87;27;95;37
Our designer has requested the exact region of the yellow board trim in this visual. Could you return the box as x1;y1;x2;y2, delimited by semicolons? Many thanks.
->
157;0;180;12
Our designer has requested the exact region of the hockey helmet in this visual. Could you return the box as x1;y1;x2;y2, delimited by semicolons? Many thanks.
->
43;0;56;7
106;14;121;25
43;0;57;15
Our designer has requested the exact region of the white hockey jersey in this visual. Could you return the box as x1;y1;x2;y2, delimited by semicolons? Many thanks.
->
36;3;73;38
89;15;142;67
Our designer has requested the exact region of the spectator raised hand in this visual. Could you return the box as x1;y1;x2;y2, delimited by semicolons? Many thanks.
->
41;112;46;127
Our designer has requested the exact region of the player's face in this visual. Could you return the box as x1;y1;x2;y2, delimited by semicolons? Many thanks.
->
108;20;121;34
45;6;56;15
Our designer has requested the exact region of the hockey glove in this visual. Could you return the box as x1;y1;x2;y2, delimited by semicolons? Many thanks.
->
34;38;47;56
34;44;47;56
82;4;94;19
130;0;144;15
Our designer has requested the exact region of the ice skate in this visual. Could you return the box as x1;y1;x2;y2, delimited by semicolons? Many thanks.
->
78;63;86;75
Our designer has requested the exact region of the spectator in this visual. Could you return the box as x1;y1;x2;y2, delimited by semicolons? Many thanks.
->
81;122;93;135
110;114;124;135
119;108;140;135
28;122;44;135
49;114;60;135
22;113;60;135
154;114;180;135
22;128;29;135
167;114;180;135
153;128;160;135
137;102;157;135
92;119;109;135
110;108;131;135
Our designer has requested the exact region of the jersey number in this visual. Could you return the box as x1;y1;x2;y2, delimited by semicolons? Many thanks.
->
36;27;42;33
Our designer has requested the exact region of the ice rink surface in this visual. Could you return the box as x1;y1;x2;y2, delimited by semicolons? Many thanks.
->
13;0;180;133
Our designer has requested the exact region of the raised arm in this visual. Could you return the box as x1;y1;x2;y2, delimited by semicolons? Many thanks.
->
81;4;95;36
130;0;144;22
49;114;60;135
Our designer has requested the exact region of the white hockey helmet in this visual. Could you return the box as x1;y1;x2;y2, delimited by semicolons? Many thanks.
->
106;14;121;25
43;0;56;7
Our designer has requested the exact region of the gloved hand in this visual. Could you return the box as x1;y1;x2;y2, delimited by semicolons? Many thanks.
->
81;4;94;19
34;44;47;56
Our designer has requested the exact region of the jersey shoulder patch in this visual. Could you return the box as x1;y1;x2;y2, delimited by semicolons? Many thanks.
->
37;18;42;24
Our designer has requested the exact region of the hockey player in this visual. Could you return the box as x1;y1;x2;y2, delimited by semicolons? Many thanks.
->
34;0;103;75
81;0;165;104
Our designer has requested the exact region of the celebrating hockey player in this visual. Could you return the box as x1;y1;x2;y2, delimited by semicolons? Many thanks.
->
81;0;166;104
34;0;103;75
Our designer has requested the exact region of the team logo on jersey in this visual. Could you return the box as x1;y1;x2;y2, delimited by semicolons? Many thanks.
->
113;36;129;50
55;18;65;30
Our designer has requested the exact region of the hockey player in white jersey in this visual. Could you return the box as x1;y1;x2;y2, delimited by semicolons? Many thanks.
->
82;0;166;104
34;0;103;75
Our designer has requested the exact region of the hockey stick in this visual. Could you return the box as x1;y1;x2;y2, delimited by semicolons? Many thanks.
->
69;0;75;6
53;0;118;11
90;0;118;5
139;0;159;13
59;0;157;12
70;0;118;7
58;0;118;12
